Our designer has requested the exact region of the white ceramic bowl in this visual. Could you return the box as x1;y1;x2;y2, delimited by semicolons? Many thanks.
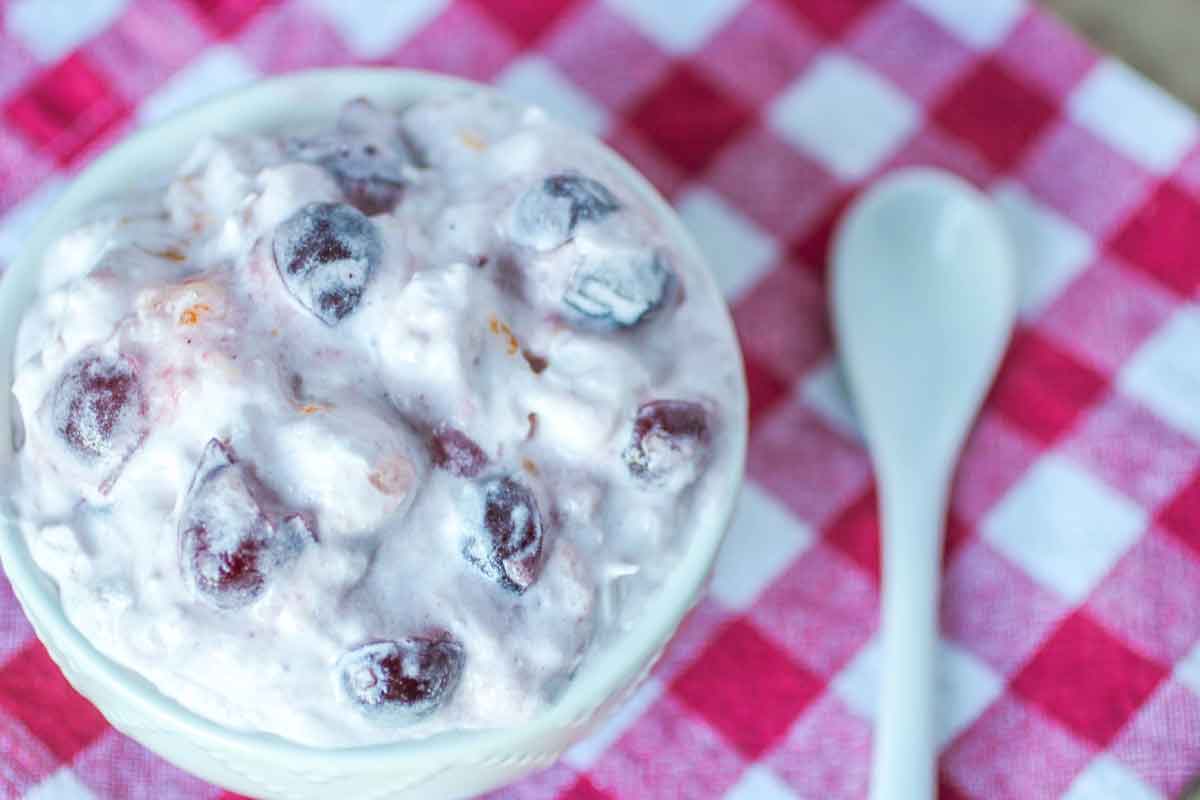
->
0;68;747;800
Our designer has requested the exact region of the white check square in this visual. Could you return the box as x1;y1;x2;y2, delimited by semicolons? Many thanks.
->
495;56;610;137
1175;640;1200;696
991;181;1094;318
138;47;259;124
676;187;778;301
1120;308;1200;444
1061;755;1159;800
710;482;815;610
1070;59;1199;174
982;454;1146;602
24;769;98;800
831;637;879;721
0;179;66;268
562;678;662;769
770;53;919;180
8;0;127;62
937;640;1004;748
310;0;449;58
906;0;1024;49
607;0;743;53
724;765;800;800
833;637;1002;747
800;358;864;443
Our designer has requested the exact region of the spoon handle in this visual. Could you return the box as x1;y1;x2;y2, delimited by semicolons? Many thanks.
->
870;479;947;800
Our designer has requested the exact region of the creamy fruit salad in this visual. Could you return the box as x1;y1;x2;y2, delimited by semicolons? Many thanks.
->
4;91;743;746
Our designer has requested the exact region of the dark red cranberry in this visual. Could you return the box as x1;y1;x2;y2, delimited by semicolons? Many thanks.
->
52;353;144;462
178;439;313;609
429;425;487;478
511;172;620;251
337;636;464;722
562;250;673;329
623;400;710;490
272;202;381;325
286;99;412;215
463;477;544;593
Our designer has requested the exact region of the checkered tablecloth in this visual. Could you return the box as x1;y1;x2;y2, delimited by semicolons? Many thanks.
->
3;0;1200;797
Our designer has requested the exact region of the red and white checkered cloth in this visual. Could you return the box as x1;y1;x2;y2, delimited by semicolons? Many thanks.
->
3;0;1200;797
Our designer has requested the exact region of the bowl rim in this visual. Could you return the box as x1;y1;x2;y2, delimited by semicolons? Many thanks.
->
0;67;748;768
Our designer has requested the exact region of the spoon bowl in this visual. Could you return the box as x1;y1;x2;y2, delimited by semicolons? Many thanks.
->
831;167;1017;799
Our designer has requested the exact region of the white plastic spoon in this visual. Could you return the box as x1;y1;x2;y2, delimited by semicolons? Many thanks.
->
830;168;1018;799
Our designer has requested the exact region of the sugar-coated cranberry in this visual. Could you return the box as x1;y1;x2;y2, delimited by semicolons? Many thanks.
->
178;439;312;609
429;425;487;478
337;636;464;723
51;352;145;463
272;202;381;325
463;476;544;593
286;99;412;215
623;400;710;491
563;249;673;329
510;172;620;251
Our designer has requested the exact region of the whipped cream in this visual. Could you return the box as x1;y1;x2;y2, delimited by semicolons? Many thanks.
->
5;92;743;746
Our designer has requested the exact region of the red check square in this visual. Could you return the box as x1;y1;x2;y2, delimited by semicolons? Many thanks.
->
742;356;791;425
986;328;1107;445
937;777;971;800
0;641;109;763
933;59;1058;170
779;0;882;38
672;618;824;759
469;0;582;46
558;776;615;800
1012;611;1167;747
628;64;753;174
179;0;276;36
824;486;881;582
4;53;130;167
1158;473;1200;558
1109;180;1200;298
